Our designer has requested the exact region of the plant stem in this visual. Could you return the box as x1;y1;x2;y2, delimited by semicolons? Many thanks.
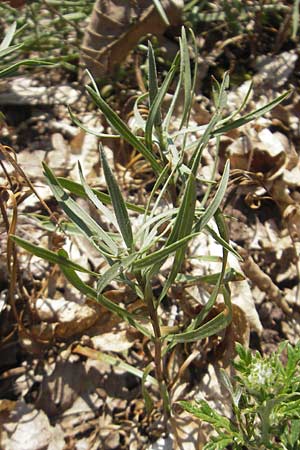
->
144;277;170;427
260;401;272;446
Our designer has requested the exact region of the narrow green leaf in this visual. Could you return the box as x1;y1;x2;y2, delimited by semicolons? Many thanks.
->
163;57;183;131
189;27;198;107
43;162;118;256
217;80;253;127
145;52;179;149
133;92;148;130
187;71;229;176
97;254;136;294
216;71;230;110
197;210;231;327
57;176;146;214
176;268;244;286
179;27;192;128
142;363;155;413
157;172;197;300
143;164;169;219
152;0;170;25
168;306;231;344
0;59;54;78
68;106;119;139
26;213;79;235
219;368;234;396
166;173;196;246
188;111;220;176
188;274;224;331
78;162;119;230
140;164;171;247
184;214;230;333
138;208;178;248
0;21;16;50
292;0;300;39
141;217;172;251
10;235;98;276
148;41;162;127
196;160;230;231
86;85;161;174
204;225;241;260
211;76;221;108
0;43;23;60
100;146;133;249
213;91;291;136
133;232;199;270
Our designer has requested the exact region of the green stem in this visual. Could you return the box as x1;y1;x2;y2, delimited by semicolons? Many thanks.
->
260;402;272;446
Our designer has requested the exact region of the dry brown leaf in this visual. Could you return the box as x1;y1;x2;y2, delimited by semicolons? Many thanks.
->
33;296;99;339
283;204;300;241
219;303;250;366
92;330;135;353
81;0;183;78
238;247;292;314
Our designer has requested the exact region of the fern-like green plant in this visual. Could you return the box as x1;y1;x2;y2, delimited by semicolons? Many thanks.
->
181;341;300;449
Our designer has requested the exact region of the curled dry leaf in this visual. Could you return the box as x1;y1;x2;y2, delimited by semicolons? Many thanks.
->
81;0;183;78
230;275;262;335
227;129;287;180
225;117;300;250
